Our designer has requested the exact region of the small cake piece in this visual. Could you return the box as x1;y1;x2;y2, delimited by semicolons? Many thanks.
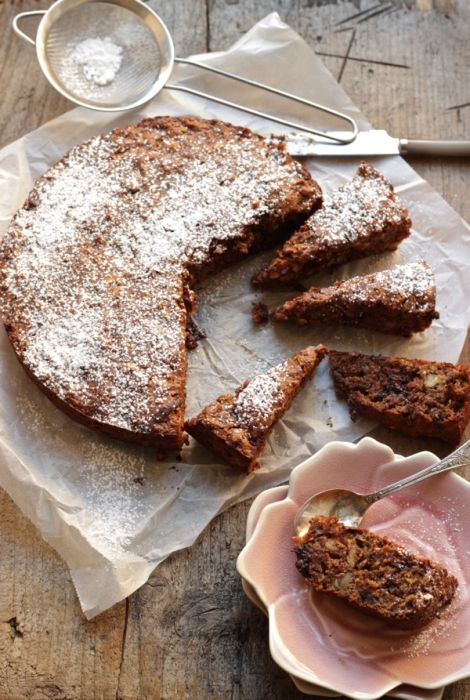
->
294;516;458;629
253;162;411;287
251;301;269;325
329;350;470;444
271;261;438;336
185;345;327;471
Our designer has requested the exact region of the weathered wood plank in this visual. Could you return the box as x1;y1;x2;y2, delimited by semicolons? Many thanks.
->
0;488;126;699
208;0;470;221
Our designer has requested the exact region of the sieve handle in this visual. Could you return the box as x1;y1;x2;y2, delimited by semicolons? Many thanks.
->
169;57;358;144
12;10;46;47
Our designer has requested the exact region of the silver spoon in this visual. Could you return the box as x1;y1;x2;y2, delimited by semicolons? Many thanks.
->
295;439;470;536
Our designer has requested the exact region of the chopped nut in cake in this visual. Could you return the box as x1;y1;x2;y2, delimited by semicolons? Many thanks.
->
271;261;438;336
253;162;411;287
294;515;458;629
329;350;470;444
185;345;327;471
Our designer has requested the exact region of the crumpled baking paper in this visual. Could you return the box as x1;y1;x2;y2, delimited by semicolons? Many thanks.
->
0;13;469;619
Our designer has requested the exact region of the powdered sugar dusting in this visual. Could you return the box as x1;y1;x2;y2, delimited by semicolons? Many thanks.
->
345;261;435;308
233;357;295;428
14;391;182;559
79;440;148;555
0;119;311;437
254;163;409;286
311;163;405;244
234;372;282;426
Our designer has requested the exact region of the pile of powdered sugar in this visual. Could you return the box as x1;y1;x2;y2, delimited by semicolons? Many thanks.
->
70;36;123;86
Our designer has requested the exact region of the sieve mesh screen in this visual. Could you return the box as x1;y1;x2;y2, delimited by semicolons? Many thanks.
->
45;2;161;108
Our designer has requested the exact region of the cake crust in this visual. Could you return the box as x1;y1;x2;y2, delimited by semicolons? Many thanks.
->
253;162;411;287
329;350;470;444
0;116;322;449
185;345;327;471
271;261;438;336
294;515;458;629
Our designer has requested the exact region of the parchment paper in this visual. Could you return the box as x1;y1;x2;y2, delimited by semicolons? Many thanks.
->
0;13;469;618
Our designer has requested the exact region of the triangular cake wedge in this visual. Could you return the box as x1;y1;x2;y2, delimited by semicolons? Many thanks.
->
271;261;438;336
329;350;470;444
253;162;411;287
185;345;327;471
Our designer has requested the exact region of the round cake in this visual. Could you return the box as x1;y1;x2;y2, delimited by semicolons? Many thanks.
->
0;116;321;449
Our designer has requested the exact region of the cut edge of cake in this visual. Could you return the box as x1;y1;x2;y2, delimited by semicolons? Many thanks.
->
329;350;470;444
270;261;438;336
185;344;328;471
252;161;412;288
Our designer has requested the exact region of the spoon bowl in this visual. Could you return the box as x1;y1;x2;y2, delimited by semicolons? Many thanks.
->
295;488;370;536
294;439;470;536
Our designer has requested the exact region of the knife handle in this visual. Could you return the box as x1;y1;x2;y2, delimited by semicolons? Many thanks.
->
400;139;470;157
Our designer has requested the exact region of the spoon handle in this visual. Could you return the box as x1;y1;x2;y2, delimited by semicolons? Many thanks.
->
367;439;470;504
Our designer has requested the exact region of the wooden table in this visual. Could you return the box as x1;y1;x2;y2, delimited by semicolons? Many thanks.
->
0;1;469;698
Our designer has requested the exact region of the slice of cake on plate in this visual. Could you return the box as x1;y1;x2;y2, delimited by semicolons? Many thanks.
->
185;345;327;472
253;162;411;287
270;261;438;336
294;515;458;629
329;350;470;444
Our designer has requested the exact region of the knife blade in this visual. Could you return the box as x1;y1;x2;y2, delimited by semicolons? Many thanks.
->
282;130;470;158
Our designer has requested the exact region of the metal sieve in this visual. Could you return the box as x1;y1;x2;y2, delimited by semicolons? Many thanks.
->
13;0;357;142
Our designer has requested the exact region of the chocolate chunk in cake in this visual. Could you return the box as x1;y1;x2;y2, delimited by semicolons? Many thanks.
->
271;261;438;336
329;350;470;444
253;162;411;287
185;345;327;471
294;516;458;629
0;116;322;450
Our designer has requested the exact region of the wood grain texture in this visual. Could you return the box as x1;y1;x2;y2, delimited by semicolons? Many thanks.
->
0;489;127;699
0;0;469;698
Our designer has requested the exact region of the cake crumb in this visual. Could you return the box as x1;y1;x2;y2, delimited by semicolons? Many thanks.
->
251;302;269;325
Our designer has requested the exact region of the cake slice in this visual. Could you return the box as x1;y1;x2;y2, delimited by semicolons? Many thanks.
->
185;345;327;471
253;162;411;287
270;261;438;336
329;350;470;444
294;515;458;629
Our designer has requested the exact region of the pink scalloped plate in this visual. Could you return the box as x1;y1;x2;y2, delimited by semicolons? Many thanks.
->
242;483;445;700
242;483;448;700
237;438;470;699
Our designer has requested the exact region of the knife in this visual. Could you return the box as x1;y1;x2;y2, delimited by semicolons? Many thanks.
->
282;130;470;158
